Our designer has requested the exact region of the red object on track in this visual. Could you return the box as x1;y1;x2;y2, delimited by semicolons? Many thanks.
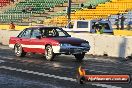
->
77;66;130;84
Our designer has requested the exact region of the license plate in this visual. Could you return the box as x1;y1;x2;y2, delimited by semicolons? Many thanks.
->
74;49;82;53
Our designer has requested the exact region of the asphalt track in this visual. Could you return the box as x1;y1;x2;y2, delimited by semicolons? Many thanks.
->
0;45;132;88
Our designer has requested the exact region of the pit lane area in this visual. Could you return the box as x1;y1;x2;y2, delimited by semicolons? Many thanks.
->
0;45;132;88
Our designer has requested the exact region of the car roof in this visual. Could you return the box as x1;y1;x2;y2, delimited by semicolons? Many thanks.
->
28;26;60;29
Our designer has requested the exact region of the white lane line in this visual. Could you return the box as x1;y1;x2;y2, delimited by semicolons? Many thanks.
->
0;66;76;82
0;46;10;49
84;57;117;63
0;55;74;69
87;64;116;68
0;66;123;88
0;60;5;63
86;69;111;74
92;83;122;88
0;56;124;88
0;56;14;60
0;56;118;74
0;55;124;88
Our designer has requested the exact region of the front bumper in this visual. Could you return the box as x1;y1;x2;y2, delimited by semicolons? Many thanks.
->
60;46;90;54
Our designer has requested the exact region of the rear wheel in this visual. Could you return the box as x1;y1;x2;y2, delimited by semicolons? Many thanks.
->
14;44;26;57
74;53;85;61
45;45;55;61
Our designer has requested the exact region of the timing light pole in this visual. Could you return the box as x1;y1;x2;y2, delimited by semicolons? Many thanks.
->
67;0;71;24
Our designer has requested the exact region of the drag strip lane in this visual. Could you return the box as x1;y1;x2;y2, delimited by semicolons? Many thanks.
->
0;60;5;63
0;66;76;82
0;47;131;88
0;65;124;88
0;55;132;75
0;56;129;88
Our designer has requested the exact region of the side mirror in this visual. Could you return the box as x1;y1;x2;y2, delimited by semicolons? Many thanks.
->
36;35;41;39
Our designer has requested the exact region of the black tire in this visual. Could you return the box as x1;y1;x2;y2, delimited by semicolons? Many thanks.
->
45;45;55;61
76;74;86;84
74;53;85;61
14;44;26;57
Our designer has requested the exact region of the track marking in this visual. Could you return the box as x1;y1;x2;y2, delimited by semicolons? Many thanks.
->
0;56;14;60
86;69;111;74
0;66;76;82
0;56;124;74
0;60;5;63
0;66;123;88
84;57;117;63
0;55;74;69
0;55;125;88
92;83;122;88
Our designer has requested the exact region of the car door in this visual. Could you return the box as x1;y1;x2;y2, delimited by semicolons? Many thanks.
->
30;28;45;53
19;28;32;52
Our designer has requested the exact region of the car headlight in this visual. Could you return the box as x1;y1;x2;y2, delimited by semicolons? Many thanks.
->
81;43;89;47
60;43;71;47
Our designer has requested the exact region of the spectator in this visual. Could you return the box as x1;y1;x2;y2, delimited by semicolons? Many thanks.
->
95;29;100;34
79;17;85;20
27;6;33;11
91;22;96;33
92;5;96;9
11;0;15;3
100;24;105;34
49;7;53;12
115;19;119;30
127;21;132;30
95;22;100;34
88;4;92;9
120;15;126;30
9;22;15;30
22;9;26;13
81;3;84;8
82;18;85;20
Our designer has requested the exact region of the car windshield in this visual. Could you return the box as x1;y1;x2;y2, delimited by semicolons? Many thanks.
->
40;28;71;37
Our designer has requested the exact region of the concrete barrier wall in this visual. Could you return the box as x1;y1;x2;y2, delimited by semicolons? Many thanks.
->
0;30;21;45
0;30;132;58
0;25;31;31
69;33;132;58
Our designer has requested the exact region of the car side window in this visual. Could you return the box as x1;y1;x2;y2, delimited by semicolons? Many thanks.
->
56;28;65;36
17;29;27;38
31;29;41;38
77;21;88;28
104;23;110;30
21;29;32;38
44;29;56;37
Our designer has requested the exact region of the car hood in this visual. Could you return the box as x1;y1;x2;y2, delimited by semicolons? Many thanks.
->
51;37;87;45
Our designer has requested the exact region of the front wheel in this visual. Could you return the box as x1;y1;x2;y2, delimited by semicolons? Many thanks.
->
77;75;86;84
45;45;55;61
14;44;26;57
74;53;85;61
